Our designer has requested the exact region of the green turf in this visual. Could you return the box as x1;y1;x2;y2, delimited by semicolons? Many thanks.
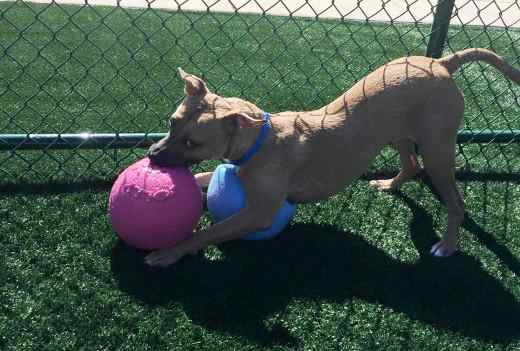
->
2;177;520;350
1;2;520;350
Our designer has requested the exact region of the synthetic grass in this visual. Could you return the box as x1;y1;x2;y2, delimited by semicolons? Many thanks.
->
2;176;520;350
1;2;520;350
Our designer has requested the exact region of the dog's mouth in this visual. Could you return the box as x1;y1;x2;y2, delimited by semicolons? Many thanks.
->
149;157;201;168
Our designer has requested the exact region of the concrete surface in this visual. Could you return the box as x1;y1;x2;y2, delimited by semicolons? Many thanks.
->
3;0;520;28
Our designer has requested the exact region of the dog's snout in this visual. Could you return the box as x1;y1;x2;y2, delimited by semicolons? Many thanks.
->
147;143;169;166
148;139;170;157
147;143;161;156
148;152;168;167
147;138;194;167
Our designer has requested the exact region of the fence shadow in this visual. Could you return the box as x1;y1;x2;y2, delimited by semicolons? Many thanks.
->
0;179;113;195
111;193;520;347
362;169;520;183
2;169;520;196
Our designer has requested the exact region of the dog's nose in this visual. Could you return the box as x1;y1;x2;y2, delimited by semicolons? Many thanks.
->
147;143;165;157
148;153;169;167
147;145;167;166
147;143;159;156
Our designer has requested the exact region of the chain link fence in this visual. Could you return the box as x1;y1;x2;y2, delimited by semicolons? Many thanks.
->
0;0;519;184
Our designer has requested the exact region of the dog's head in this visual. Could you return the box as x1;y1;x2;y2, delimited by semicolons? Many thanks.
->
147;68;264;167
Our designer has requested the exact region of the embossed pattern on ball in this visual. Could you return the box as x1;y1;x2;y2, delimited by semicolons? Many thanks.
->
108;158;202;250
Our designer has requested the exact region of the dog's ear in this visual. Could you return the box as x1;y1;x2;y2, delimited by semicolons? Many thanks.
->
177;67;208;96
222;111;263;135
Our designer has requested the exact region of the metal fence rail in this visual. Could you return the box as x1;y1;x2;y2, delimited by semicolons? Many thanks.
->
1;0;519;182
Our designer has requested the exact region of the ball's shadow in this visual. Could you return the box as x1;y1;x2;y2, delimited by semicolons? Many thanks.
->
111;193;520;346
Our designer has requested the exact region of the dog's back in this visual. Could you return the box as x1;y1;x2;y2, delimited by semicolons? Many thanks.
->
285;55;463;201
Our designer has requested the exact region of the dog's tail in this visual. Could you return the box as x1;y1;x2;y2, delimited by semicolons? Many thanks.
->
438;48;520;84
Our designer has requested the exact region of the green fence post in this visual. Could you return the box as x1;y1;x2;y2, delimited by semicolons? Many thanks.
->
417;0;457;155
426;0;456;58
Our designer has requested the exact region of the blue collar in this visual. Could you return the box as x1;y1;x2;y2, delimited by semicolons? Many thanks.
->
231;112;271;166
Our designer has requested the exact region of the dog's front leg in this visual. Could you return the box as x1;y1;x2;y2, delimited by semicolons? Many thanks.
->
145;174;288;267
194;171;213;188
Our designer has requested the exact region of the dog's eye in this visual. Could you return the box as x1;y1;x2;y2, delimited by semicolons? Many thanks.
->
184;139;195;149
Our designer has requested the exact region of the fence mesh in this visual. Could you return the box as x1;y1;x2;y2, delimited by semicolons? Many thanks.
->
0;0;519;184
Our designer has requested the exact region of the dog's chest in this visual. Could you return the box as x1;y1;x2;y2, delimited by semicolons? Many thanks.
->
286;130;386;203
287;162;364;203
287;177;332;203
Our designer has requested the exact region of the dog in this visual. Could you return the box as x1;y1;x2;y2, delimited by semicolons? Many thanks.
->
145;48;520;267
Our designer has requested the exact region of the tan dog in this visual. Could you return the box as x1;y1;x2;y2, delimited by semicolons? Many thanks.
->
145;48;520;267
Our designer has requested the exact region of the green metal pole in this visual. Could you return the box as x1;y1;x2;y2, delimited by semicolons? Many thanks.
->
426;0;456;58
1;130;520;151
456;130;520;143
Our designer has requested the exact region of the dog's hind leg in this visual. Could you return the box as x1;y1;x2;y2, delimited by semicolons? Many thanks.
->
419;128;465;257
370;139;419;191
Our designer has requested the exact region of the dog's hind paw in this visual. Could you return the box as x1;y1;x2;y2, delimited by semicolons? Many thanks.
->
369;179;399;192
430;240;457;257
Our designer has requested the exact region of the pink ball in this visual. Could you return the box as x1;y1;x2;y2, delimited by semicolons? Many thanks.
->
108;157;202;250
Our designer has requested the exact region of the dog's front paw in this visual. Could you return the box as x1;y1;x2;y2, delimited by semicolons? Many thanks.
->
145;246;192;267
430;240;457;257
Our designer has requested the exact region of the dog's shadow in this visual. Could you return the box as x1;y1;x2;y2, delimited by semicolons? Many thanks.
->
111;193;520;346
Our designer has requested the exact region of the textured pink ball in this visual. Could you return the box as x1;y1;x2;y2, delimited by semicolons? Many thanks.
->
108;158;202;250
